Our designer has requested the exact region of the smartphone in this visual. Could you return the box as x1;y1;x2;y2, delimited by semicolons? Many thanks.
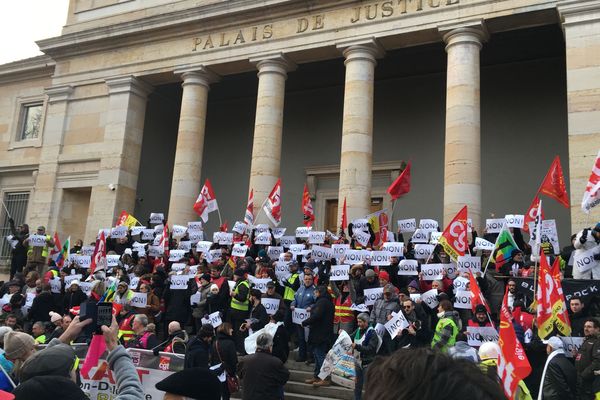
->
96;302;113;333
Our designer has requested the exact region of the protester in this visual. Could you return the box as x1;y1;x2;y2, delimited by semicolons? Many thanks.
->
448;332;479;362
539;336;577;400
352;312;380;400
211;322;238;400
369;284;400;354
479;342;532;400
229;269;250;354
569;296;588;337
431;300;460;352
8;218;29;280
575;318;600;400
154;321;188;354
124;314;159;350
290;272;315;362
185;324;214;369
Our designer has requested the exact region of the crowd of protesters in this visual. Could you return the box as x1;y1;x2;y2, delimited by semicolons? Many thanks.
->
1;212;600;400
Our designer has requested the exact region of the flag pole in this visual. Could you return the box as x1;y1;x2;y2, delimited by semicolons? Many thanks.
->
482;230;503;277
216;208;223;227
0;198;11;219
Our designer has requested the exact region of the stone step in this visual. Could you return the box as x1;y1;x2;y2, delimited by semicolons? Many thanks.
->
289;369;314;382
284;380;354;400
285;358;317;373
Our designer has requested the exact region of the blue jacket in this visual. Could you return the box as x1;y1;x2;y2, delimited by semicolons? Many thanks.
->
291;284;315;309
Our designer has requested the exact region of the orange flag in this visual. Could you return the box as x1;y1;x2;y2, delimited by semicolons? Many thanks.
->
538;156;569;208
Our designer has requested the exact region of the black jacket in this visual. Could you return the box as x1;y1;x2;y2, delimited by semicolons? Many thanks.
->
542;352;577;400
163;280;191;323
271;324;290;364
570;310;588;337
211;332;238;375
184;336;212;369
249;303;269;331
63;289;88;314
28;291;57;323
302;295;334;346
239;350;289;400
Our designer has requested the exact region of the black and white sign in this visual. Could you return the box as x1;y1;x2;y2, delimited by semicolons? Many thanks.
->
131;292;148;308
504;215;524;229
311;245;333;261
196;241;212;254
232;244;248;257
363;287;384;306
398;259;419;275
330;264;350;281
382;242;404;257
149;213;164;224
457;255;481;273
261;298;280;315
29;234;47;247
309;231;325;244
485;219;505;234
397;218;417;233
370;251;391;266
453;290;472;309
411;229;429;244
170;275;191;290
419;219;438;232
421;263;444;280
414;244;434;259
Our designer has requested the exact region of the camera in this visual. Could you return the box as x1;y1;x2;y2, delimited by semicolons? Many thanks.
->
108;183;116;191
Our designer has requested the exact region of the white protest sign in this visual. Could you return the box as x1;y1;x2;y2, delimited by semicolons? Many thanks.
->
574;247;600;273
188;231;204;243
311;245;334;261
453;276;469;292
106;255;120;267
255;224;269;234
219;233;233;245
232;221;247;234
541;220;561;255
208;311;223;328
411;229;429;244
292;308;310;325
410;293;421;302
457;255;481;273
414;244;434;259
421;263;444;280
81;246;95;256
419;219;439;232
421;289;439;309
444;262;458;279
187;221;203;232
453;290;472;309
248;276;272;293
64;274;82;287
208;249;222;262
351;303;369;312
79;282;92;296
195;241;212;254
280;236;296;247
170;275;191;290
295;227;311;238
504;215;524;229
382;242;403;257
178;241;191;251
398;259;419;275
131;226;146;236
141;229;155;240
171;225;188;239
330;264;350;281
169;250;186;262
272;228;286;239
261;298;280;315
147;246;161;257
289;244;305;256
98;228;111;239
190;292;201;305
171;263;186;272
5;236;17;250
255;232;272;245
354;230;371;247
129;277;140;290
363;287;384;306
332;244;350;259
384;311;410;339
485;219;505;234
370;251;391;266
149;213;164;224
466;327;499;347
232;244;248;257
267;246;283;260
153;224;164;234
29;234;47;247
111;226;128;239
559;337;585;358
344;249;367;264
309;231;326;244
72;255;91;269
131;292;148;308
429;231;442;245
397;218;417;233
475;237;495;251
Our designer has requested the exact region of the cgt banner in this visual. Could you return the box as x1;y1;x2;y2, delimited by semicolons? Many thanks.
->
79;347;184;400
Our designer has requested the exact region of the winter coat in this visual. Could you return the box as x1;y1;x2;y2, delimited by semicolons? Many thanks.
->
239;350;290;400
249;303;269;332
192;282;212;319
352;327;379;367
63;289;88;314
28;291;57;323
163;279;191;323
302;295;334;347
575;333;600;395
291;284;315;309
271;323;290;364
211;332;238;375
369;295;400;326
448;341;479;363
184;336;212;369
542;352;577;400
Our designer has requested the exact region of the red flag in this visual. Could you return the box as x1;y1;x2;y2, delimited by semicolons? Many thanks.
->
438;205;468;262
49;232;61;262
386;162;411;200
538;156;569;208
536;253;555;339
244;189;254;226
582;150;600;213
522;195;544;233
90;231;106;274
263;179;282;226
469;270;491;314
550;257;572;336
220;220;228;232
302;184;315;227
193;179;219;222
160;224;169;259
497;301;532;399
340;197;348;233
116;210;129;226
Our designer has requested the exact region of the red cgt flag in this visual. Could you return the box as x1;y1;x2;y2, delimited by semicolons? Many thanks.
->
522;195;544;233
538;156;570;208
387;162;411;200
438;205;468;262
193;179;219;223
340;197;348;234
90;231;107;274
302;184;315;227
263;179;282;227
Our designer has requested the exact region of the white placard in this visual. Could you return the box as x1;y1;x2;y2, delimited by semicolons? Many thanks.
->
209;249;222;262
255;224;269;234
485;219;505;234
50;278;62;293
170;275;191;290
208;311;223;328
272;228;286;239
466;327;499;347
153;224;164;234
344;249;367;264
178;241;191;251
429;231;442;245
421;289;439;309
255;232;272;245
64;274;82;287
149;213;164;224
261;298;280;315
444;262;458;279
233;221;247;234
219;233;233;245
311;245;334;261
129;277;140;290
410;293;421;302
190;292;201;306
248;276;271;293
354;230;371;247
169;250;186;262
559;337;585;358
329;264;350;281
574;247;600;273
385;311;410;339
397;218;417;233
196;241;212;254
453;290;472;309
79;282;92;296
111;226;128;239
280;236;296;247
398;259;419;275
363;287;384;306
295;226;311;238
370;251;391;266
288;244;305;255
351;303;369;312
411;229;429;244
147;245;161;257
292;308;310;325
382;242;404;257
457;255;481;273
232;244;248;257
414;244;435;259
141;229;155;240
130;226;146;236
475;237;495;251
187;221;203;232
309;231;326;244
418;219;438;232
188;231;204;243
541;220;561;255
171;263;186;272
106;254;120;267
131;292;148;308
453;276;469;292
266;246;282;260
81;246;95;256
72;255;91;269
172;225;188;239
29;234;47;247
504;215;524;229
332;244;350;259
351;219;369;232
421;263;444;280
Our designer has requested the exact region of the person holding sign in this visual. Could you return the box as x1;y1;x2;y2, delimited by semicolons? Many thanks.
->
291;272;316;363
23;225;54;276
7;218;28;280
351;312;380;400
132;283;160;324
230;268;251;354
468;304;493;328
370;284;401;355
62;280;87;315
240;289;269;335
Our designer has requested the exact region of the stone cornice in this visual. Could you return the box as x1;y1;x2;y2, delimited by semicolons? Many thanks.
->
558;0;600;26
0;55;55;84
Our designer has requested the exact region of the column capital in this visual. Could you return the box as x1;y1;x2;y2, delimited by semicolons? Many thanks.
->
439;19;489;52
336;38;385;65
174;64;220;88
250;53;296;79
105;76;153;98
558;0;600;27
44;84;73;104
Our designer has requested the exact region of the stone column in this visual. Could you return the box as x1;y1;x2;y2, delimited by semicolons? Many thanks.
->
247;53;295;223
439;21;488;231
559;0;600;232
86;76;152;239
167;66;218;225
28;85;73;232
336;39;384;228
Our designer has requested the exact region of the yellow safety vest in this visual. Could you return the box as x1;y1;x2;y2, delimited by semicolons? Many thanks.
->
431;317;458;352
35;335;47;345
27;234;51;259
283;273;299;302
230;280;250;311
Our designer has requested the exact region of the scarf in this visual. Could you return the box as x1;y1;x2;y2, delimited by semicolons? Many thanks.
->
537;348;564;400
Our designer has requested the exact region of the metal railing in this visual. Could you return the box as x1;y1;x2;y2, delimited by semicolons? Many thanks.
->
0;192;30;264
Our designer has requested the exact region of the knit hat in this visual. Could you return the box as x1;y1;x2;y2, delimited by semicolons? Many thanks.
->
379;271;390;281
0;327;12;345
383;284;395;294
49;311;62;323
69;280;80;288
199;273;211;283
4;331;35;361
474;304;487;314
20;343;77;382
408;280;419;290
155;368;221;400
357;313;369;322
12;375;87;400
365;269;376;278
233;268;246;277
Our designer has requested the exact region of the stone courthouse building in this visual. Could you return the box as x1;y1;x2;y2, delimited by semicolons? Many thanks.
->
0;0;599;258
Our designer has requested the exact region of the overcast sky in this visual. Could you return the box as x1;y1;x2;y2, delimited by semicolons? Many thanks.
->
1;0;70;65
